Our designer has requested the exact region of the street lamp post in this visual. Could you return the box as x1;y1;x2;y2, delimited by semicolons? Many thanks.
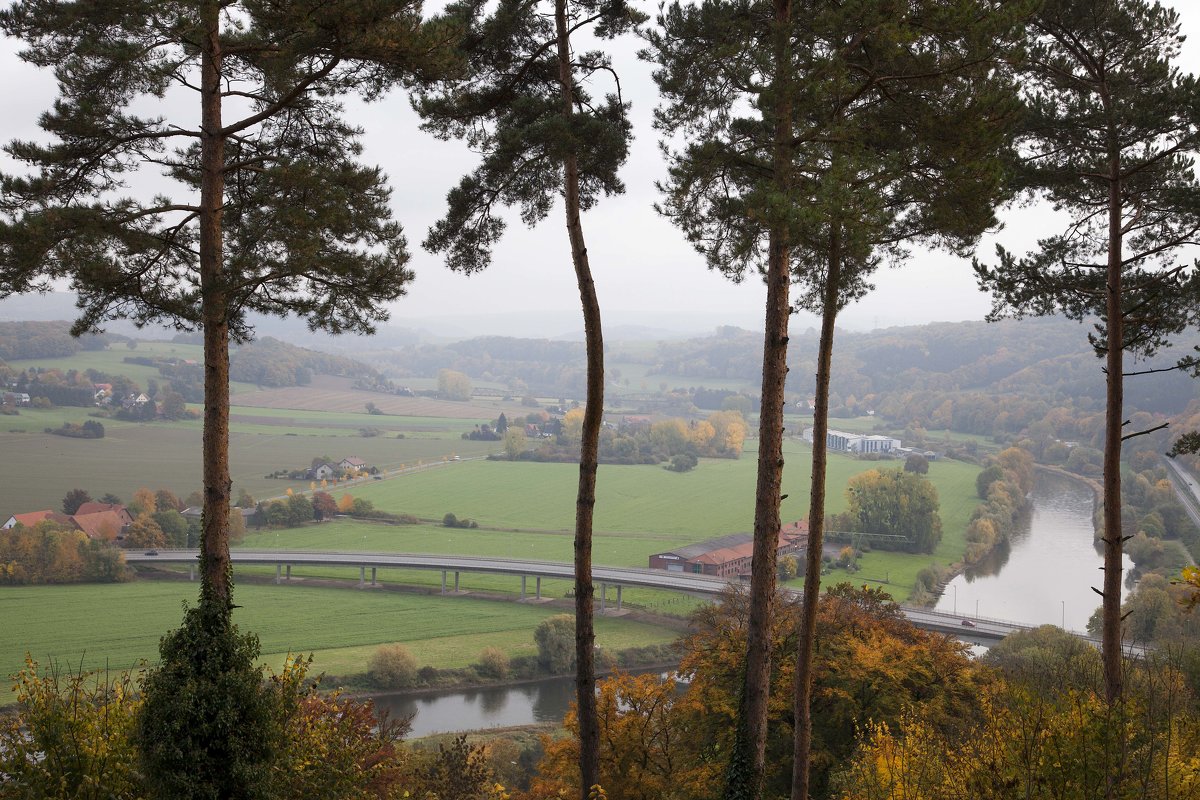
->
952;583;957;615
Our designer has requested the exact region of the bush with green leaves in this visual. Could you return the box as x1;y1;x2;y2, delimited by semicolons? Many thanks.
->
534;614;576;673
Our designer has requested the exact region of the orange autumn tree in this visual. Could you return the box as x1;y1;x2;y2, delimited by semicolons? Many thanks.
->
529;585;981;800
527;671;712;800
681;586;981;799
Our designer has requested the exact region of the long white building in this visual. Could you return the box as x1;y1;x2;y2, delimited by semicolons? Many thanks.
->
802;427;900;454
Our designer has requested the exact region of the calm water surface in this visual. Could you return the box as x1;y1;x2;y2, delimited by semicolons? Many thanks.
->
934;470;1130;631
374;676;577;738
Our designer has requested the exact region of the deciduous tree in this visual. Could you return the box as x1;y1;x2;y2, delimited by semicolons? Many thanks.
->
124;515;168;550
437;369;473;401
845;469;943;554
312;491;338;521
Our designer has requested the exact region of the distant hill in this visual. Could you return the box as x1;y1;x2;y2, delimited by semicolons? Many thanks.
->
0;292;422;352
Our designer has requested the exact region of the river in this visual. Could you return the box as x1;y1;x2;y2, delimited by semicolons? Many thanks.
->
374;675;578;738
381;471;1114;736
934;470;1130;632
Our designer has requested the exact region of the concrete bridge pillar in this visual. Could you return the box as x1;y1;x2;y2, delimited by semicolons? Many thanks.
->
454;571;460;592
600;583;607;613
189;564;195;581
521;575;527;601
286;564;291;581
370;567;377;586
441;570;447;594
616;584;623;612
359;566;365;587
536;576;542;600
275;564;282;585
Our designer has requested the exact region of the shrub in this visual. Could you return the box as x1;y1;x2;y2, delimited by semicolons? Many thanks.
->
534;614;576;673
477;647;510;679
368;644;419;690
0;657;144;796
666;453;699;472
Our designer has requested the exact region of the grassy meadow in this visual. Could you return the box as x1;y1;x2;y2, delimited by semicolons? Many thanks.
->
0;405;500;512
339;438;981;541
0;580;678;694
224;441;984;606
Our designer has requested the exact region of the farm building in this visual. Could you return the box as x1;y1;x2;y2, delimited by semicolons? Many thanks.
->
649;521;808;578
74;502;134;527
2;506;131;541
2;510;73;530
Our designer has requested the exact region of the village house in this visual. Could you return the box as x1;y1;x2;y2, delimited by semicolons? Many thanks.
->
3;504;133;541
309;462;337;481
71;510;127;541
75;502;134;527
2;510;73;530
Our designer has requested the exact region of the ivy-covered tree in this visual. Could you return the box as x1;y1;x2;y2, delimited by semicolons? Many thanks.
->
415;0;642;793
645;2;1019;797
0;3;455;795
974;0;1200;707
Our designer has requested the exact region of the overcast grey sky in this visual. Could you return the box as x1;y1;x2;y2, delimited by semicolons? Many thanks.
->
2;5;1199;339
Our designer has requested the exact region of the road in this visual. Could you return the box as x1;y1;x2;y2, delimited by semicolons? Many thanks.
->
127;549;1122;648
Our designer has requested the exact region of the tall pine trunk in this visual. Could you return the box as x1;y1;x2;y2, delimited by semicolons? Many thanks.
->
792;226;841;800
1101;138;1125;705
198;2;232;612
1101;130;1126;800
555;0;602;794
726;1;792;791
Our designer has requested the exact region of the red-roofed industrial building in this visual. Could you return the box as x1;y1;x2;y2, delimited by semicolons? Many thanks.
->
648;521;808;578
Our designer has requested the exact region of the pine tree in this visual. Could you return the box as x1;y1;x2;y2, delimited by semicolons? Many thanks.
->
415;1;642;794
0;0;450;609
0;3;455;795
645;2;1020;797
974;0;1200;712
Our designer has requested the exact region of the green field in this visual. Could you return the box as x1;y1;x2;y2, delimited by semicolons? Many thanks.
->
0;581;679;689
0;413;497;512
342;439;980;539
223;443;983;605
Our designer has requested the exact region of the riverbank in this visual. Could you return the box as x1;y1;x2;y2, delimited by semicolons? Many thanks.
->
934;470;1118;630
131;565;688;694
